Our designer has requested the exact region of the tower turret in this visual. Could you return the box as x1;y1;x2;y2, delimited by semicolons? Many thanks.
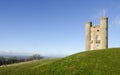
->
85;17;108;51
86;22;92;50
100;17;108;49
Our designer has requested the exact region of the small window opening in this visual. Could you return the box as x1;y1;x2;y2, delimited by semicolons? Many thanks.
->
96;45;99;48
97;30;99;32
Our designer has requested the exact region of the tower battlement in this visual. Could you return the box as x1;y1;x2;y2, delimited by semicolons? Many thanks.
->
85;17;108;50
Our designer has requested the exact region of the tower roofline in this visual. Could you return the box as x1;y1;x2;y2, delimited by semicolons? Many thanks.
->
101;17;108;19
86;21;92;24
86;22;92;27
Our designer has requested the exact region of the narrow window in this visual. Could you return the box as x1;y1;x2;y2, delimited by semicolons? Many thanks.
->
96;35;100;40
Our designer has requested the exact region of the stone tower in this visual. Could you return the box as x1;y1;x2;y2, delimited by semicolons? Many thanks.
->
85;17;108;50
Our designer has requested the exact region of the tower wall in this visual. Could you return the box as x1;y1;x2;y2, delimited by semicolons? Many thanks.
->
85;17;108;50
100;17;108;49
86;22;92;50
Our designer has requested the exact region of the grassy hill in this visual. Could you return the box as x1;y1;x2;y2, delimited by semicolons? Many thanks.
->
0;48;120;75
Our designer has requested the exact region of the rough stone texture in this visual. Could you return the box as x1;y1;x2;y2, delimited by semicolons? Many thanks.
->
86;17;108;50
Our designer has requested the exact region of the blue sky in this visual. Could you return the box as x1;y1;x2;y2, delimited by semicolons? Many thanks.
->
0;0;120;56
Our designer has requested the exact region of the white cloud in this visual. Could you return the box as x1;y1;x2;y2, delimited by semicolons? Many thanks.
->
90;9;107;20
113;16;120;25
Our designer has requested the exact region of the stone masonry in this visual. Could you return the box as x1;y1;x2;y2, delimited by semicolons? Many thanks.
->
86;17;108;50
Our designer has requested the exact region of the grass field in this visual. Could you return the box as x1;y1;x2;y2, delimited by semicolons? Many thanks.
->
0;48;120;75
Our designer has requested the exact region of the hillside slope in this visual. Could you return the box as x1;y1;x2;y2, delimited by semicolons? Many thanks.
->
0;48;120;75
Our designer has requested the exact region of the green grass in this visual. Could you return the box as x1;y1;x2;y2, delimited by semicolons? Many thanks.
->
0;48;120;75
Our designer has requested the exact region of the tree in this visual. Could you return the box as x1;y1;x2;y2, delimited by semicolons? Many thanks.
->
0;57;5;66
7;57;17;64
27;54;43;60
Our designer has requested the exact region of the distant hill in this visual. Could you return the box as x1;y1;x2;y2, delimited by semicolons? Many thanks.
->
0;48;120;75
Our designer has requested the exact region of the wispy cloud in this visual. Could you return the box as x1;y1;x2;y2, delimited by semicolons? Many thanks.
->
0;50;39;56
113;16;120;25
90;9;107;20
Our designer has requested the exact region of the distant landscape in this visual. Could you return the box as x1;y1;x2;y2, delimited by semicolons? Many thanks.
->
0;48;120;75
0;0;120;75
0;54;43;66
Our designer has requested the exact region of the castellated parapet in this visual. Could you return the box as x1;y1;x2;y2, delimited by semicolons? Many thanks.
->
85;17;108;50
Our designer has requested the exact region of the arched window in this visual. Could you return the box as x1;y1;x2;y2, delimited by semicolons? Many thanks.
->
96;35;100;40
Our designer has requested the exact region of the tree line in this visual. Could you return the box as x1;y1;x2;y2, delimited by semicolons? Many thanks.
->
0;54;43;66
